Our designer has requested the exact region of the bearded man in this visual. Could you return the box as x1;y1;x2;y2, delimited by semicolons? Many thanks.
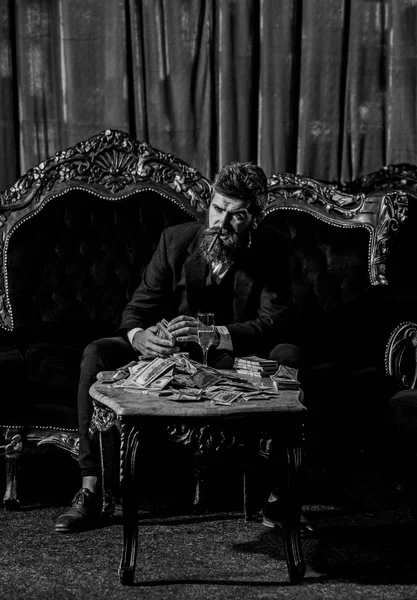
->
55;161;294;533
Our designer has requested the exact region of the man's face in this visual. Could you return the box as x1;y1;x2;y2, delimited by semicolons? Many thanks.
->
199;193;254;266
208;192;253;237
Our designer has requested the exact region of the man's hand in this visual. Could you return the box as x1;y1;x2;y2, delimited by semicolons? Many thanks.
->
168;315;220;347
167;315;199;343
132;326;180;357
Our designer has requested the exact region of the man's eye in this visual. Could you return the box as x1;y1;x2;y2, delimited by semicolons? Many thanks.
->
233;213;245;221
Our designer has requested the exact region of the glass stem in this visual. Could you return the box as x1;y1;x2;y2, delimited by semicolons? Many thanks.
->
202;348;208;366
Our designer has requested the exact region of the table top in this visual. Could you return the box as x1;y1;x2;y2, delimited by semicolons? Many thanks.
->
89;370;305;420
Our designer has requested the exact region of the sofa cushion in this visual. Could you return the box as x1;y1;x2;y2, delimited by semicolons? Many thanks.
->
256;210;374;364
6;188;198;348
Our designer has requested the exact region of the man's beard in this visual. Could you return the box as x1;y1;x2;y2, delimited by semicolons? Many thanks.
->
199;226;241;267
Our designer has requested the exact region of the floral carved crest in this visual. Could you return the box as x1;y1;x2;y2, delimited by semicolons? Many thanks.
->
0;129;213;331
0;129;212;213
340;163;417;199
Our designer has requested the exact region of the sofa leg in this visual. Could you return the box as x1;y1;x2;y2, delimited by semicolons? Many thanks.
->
3;433;23;510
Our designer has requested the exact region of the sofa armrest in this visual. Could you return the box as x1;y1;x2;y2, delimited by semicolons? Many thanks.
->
385;321;417;390
339;285;417;378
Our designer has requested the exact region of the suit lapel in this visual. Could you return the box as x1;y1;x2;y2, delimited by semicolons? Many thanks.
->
233;266;255;320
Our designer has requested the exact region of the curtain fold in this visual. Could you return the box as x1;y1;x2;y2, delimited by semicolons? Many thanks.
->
0;0;416;191
0;0;18;187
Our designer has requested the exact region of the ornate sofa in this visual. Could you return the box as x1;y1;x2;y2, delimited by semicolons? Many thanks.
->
0;129;414;509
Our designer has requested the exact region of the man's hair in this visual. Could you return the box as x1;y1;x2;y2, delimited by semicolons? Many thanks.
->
212;161;268;218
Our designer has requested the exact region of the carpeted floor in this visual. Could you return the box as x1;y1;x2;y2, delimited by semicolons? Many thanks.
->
2;500;417;600
2;450;417;600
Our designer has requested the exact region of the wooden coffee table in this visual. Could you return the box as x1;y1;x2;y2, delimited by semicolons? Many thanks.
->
89;373;306;585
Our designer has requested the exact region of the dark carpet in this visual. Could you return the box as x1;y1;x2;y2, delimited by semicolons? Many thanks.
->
2;453;417;599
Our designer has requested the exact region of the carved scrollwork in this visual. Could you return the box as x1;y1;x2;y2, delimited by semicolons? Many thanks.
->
0;129;212;213
385;321;417;389
266;172;365;219
37;432;80;457
166;423;240;456
0;129;212;332
90;403;119;435
4;433;23;459
372;191;409;285
340;163;417;198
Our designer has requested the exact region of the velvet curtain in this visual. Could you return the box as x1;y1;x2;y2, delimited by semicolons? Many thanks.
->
1;0;416;191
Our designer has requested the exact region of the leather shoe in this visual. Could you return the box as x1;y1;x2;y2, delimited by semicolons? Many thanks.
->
262;500;315;535
55;488;101;533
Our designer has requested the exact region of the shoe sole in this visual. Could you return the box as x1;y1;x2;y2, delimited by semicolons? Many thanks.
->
262;516;315;535
262;515;282;529
55;526;74;533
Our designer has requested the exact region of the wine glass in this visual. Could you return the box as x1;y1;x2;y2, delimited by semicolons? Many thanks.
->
196;313;216;367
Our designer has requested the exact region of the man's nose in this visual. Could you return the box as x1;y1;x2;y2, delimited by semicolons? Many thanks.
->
217;212;232;229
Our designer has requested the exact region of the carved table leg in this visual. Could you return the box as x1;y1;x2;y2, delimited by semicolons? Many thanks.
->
99;428;120;518
3;434;23;510
243;444;265;522
118;423;140;586
243;467;262;521
192;460;207;508
276;445;306;584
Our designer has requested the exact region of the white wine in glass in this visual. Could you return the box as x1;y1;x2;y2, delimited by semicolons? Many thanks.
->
196;313;216;366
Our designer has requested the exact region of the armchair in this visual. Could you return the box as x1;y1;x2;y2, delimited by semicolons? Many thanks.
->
0;129;210;509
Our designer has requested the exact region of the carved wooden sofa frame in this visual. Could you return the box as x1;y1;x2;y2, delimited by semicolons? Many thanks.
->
0;129;414;510
0;129;210;508
338;164;417;390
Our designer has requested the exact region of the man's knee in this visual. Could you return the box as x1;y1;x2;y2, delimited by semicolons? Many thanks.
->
268;343;301;368
81;336;132;371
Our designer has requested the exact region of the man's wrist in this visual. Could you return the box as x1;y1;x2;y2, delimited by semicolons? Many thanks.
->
215;325;233;351
213;327;221;348
127;327;143;348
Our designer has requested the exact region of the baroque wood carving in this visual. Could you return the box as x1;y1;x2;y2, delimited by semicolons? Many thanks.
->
340;163;417;198
0;129;212;211
90;404;119;435
0;129;212;331
267;172;366;217
385;321;417;389
265;172;408;286
37;432;80;457
166;423;240;456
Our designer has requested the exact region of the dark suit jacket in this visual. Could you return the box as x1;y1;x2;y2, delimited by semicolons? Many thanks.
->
118;221;293;357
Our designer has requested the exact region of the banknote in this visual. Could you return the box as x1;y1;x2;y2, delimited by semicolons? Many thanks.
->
131;356;176;388
168;388;205;402
210;389;241;405
156;318;174;342
190;368;223;389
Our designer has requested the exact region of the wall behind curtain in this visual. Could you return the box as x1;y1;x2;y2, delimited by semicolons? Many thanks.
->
0;0;416;191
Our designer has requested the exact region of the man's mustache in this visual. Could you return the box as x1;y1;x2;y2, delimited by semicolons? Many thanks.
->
200;225;240;267
206;226;235;241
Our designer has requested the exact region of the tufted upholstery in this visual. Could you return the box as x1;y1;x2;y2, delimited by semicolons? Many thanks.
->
257;209;381;371
8;190;194;339
3;189;198;417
